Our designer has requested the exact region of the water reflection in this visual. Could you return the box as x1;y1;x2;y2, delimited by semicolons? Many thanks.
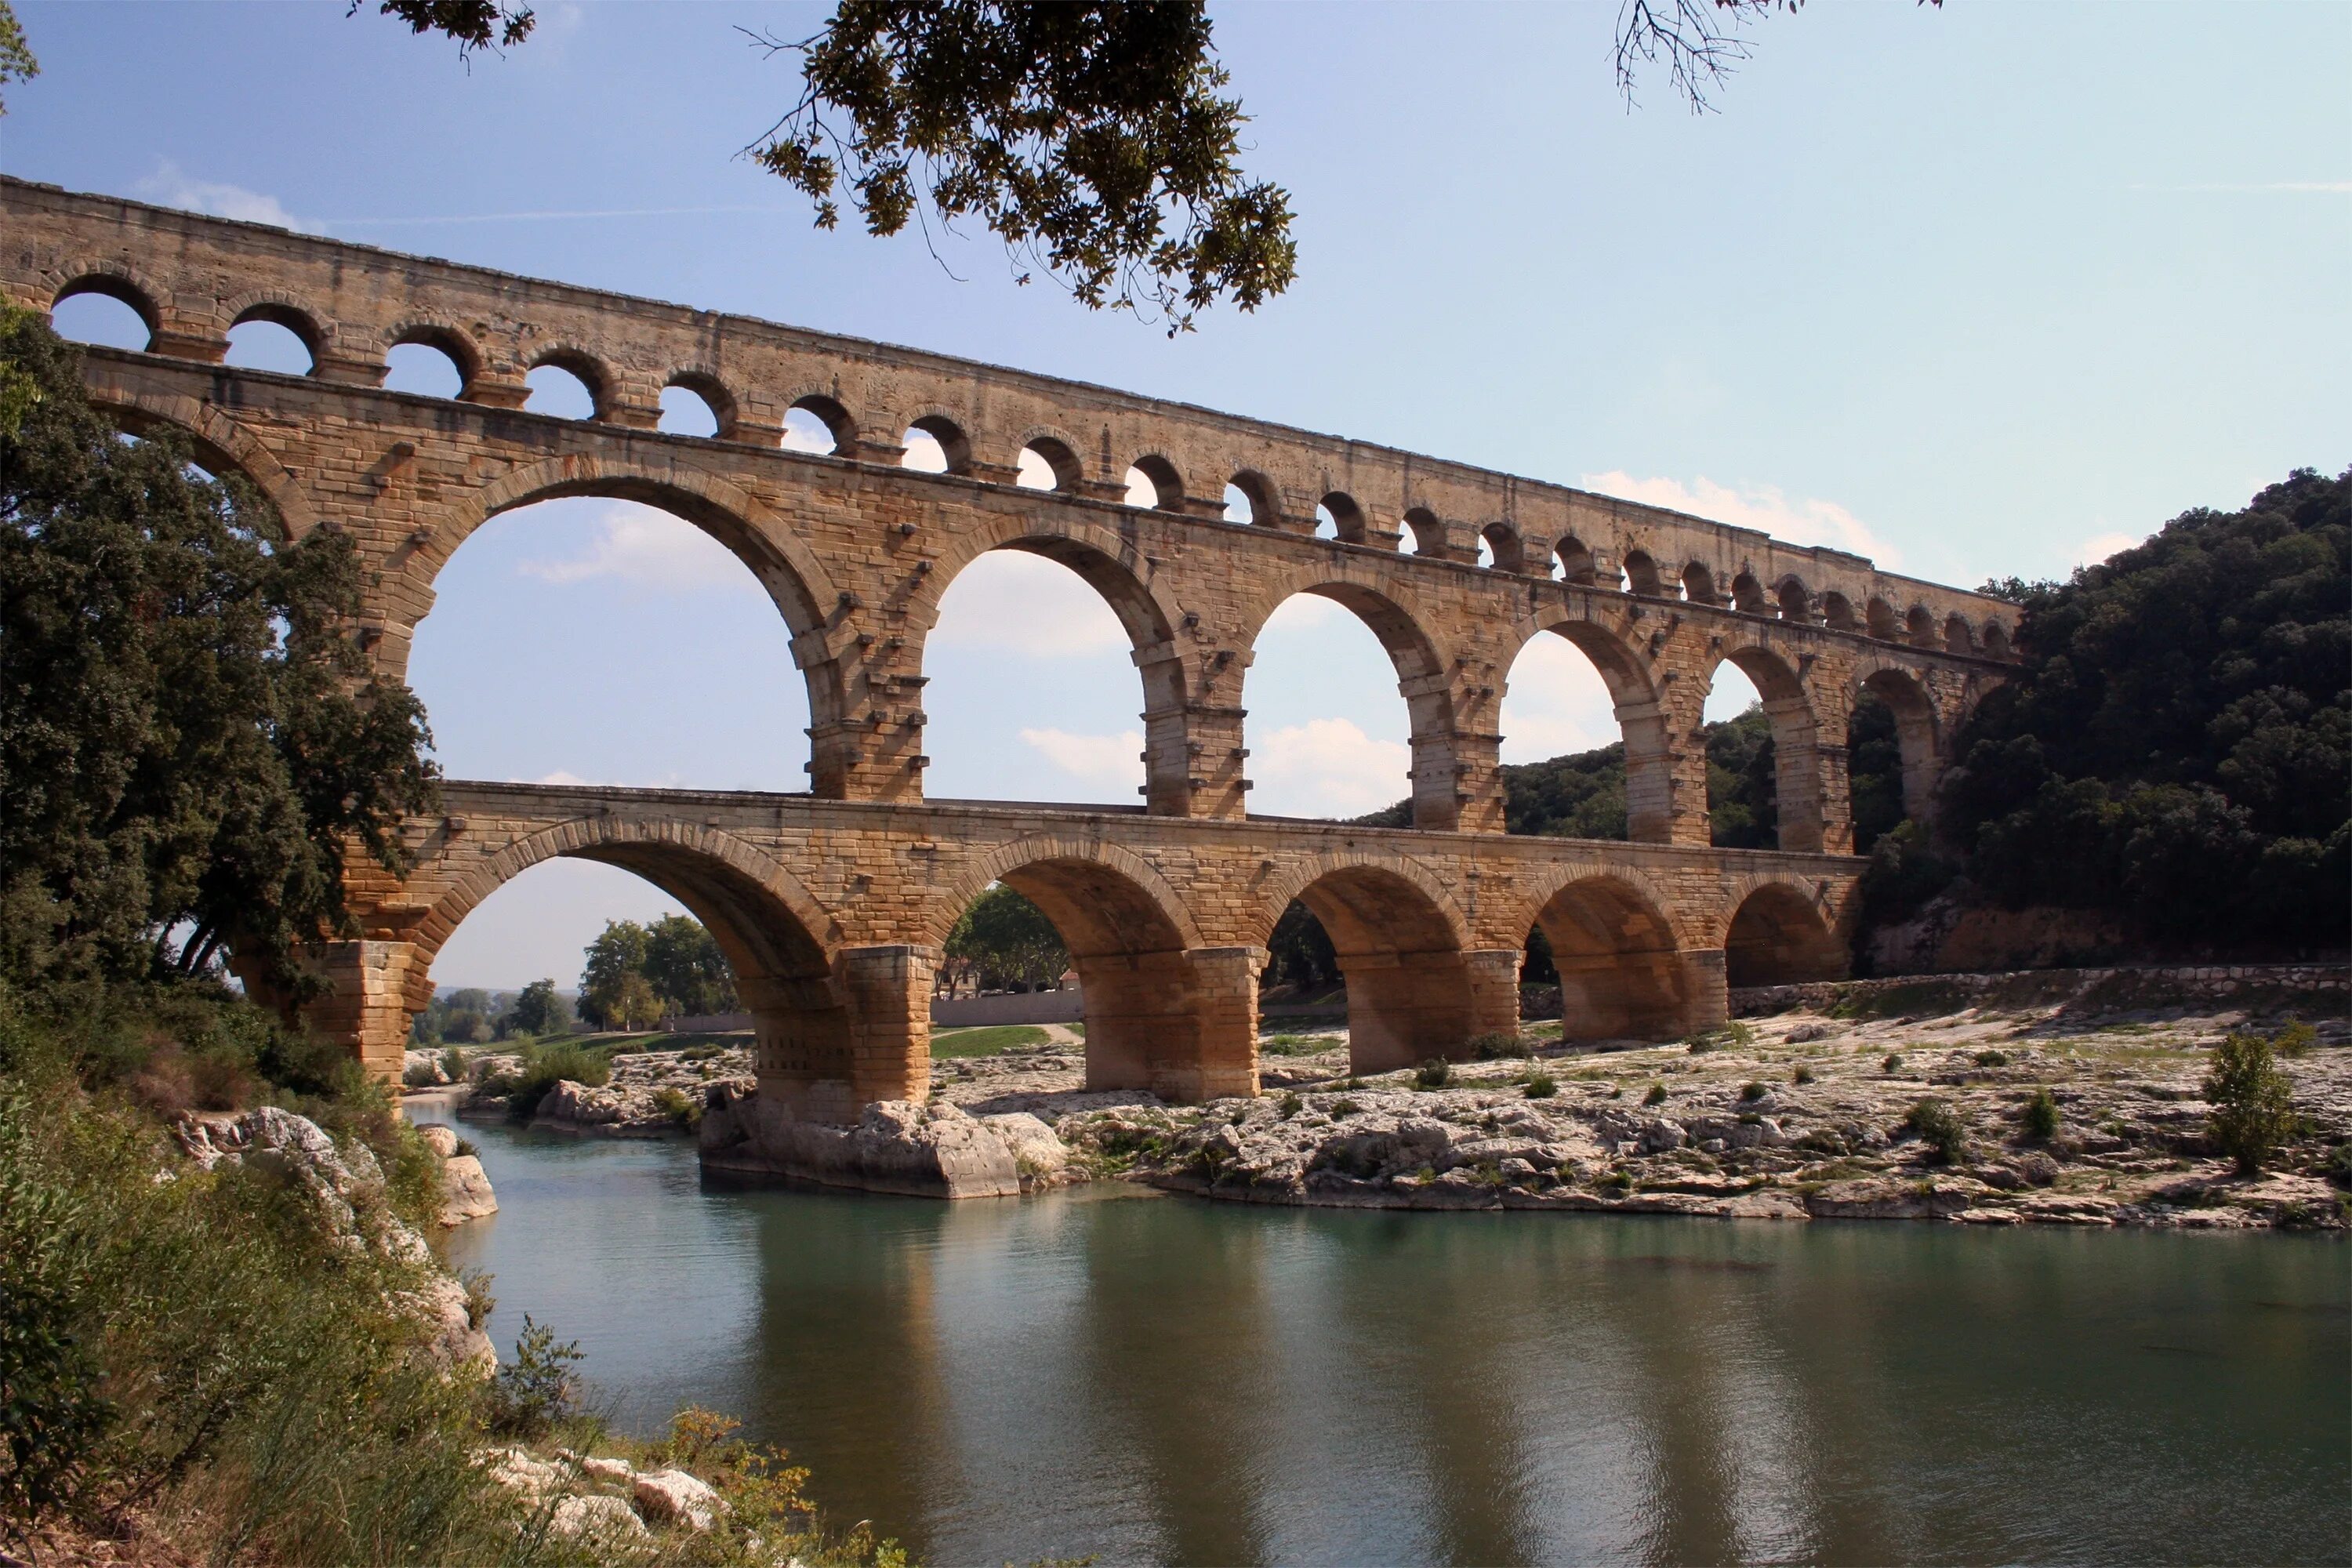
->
419;1107;2350;1567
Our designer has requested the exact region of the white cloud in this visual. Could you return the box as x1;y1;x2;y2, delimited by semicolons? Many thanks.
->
1498;636;1617;765
132;161;310;231
1249;718;1414;819
930;550;1128;656
534;770;587;786
1018;728;1144;786
1581;470;1900;568
2071;531;2141;569
517;504;753;593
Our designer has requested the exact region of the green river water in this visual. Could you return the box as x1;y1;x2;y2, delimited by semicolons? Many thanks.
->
414;1106;2350;1567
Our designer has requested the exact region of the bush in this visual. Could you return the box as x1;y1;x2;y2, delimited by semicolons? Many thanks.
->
1882;1052;1905;1073
1974;1049;2009;1067
1791;1064;1815;1085
1739;1081;1768;1102
2204;1032;2298;1175
1468;1031;1523;1061
1904;1098;1967;1163
480;1315;586;1441
2325;1144;2352;1189
2023;1087;2061;1141
1642;1083;1668;1107
652;1085;701;1126
439;1045;466;1081
1523;1074;1557;1099
2275;1021;2317;1059
1414;1058;1452;1089
500;1038;612;1121
1278;1092;1303;1119
401;1060;441;1088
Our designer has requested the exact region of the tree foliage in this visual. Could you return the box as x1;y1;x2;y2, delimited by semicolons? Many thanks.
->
501;976;572;1037
354;0;534;56
0;310;439;996
1616;0;1941;114
642;912;739;1017
0;1;36;117
746;0;1296;333
943;884;1067;993
1940;468;2350;949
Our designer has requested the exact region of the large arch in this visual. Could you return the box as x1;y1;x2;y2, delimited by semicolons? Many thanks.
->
1253;851;1481;1074
1501;613;1678;842
74;379;324;538
1853;659;1944;825
1237;568;1457;828
412;814;875;1119
1704;643;1829;852
931;836;1246;1100
1521;870;1691;1042
1722;880;1847;988
909;510;1191;811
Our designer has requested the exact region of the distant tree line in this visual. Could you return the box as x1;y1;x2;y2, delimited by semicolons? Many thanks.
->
938;884;1069;996
579;914;739;1028
409;978;574;1045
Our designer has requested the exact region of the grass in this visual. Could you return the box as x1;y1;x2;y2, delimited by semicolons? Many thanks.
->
930;1023;1051;1058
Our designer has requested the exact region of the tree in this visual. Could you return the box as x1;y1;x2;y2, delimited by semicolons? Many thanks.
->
353;0;533;57
0;308;439;996
1616;0;1941;114
1260;899;1338;989
944;884;1067;992
605;971;664;1033
2203;1032;2297;1176
746;1;1296;335
502;977;572;1038
641;914;737;1017
578;920;650;1027
0;3;35;116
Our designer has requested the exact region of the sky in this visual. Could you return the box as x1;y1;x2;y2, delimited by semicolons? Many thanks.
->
9;2;2347;988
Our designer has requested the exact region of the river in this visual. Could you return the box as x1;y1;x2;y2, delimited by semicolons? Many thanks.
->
412;1104;2350;1567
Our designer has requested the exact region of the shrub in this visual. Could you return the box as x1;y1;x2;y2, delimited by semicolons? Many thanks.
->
1904;1098;1967;1163
1330;1099;1362;1119
480;1315;585;1441
1642;1083;1668;1107
652;1085;700;1126
401;1060;441;1088
439;1045;466;1081
2325;1144;2352;1189
1739;1081;1768;1102
1523;1074;1557;1099
1791;1064;1815;1085
1414;1058;1452;1089
1468;1031;1523;1061
1278;1092;1303;1119
2274;1021;2317;1059
1686;1036;1716;1054
500;1038;612;1120
1882;1052;1905;1073
1974;1049;2009;1067
2204;1031;2298;1175
2023;1087;2061;1141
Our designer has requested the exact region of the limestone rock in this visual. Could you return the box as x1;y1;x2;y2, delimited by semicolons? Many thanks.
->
699;1087;1023;1198
633;1468;726;1530
477;1446;564;1500
550;1494;648;1543
978;1112;1069;1187
580;1455;636;1484
1804;1178;1980;1220
418;1123;461;1159
438;1154;499;1226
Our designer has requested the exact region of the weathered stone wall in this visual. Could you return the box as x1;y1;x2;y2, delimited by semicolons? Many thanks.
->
1731;964;2350;1018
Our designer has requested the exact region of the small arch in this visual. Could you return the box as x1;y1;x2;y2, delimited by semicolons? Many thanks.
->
1773;577;1811;622
226;301;322;375
1724;881;1846;988
1982;620;2013;659
1943;614;1976;655
223;317;315;376
1820;592;1857;632
1730;571;1768;615
526;349;608;421
1400;506;1443;557
1317;492;1366;543
1480;522;1526;574
1018;436;1083;492
1128;454;1185;511
1865;597;1900;641
904;414;972;475
51;274;160;350
1227;470;1283;527
1623;550;1665;598
1904;605;1938;647
1681;561;1718;605
1550;535;1598;585
660;373;733;438
387;323;481;398
783;394;855;455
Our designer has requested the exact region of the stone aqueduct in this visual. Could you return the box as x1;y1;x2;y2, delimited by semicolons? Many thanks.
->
4;177;2017;1116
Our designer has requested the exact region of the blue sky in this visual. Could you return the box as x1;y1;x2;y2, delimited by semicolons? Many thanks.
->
12;2;2347;989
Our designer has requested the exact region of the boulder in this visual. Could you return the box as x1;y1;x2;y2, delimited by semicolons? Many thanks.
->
633;1468;726;1530
417;1123;461;1159
1804;1178;1980;1220
438;1154;499;1226
699;1087;1022;1198
978;1112;1069;1186
477;1446;565;1501
550;1494;648;1543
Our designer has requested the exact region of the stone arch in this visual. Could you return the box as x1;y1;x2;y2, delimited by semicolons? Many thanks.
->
224;291;329;368
1017;427;1087;491
77;385;323;539
1238;565;1458;827
50;263;165;343
1866;596;1900;641
1318;490;1367;543
1905;604;1938;648
782;390;860;454
1401;505;1443;556
1821;591;1859;632
1229;468;1284;527
934;836;1243;1099
1130;452;1186;511
1681;561;1719;605
1982;619;2013;659
1552;535;1599;585
1623;549;1666;597
1255;851;1478;1074
1501;611;1678;842
1514;868;1690;1043
1706;641;1829;852
1730;570;1768;615
1774;575;1813;622
1720;878;1847;988
904;411;975;474
525;343;614;419
663;368;740;437
1943;613;1976;655
1854;658;1944;825
385;318;485;392
1480;521;1526;574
